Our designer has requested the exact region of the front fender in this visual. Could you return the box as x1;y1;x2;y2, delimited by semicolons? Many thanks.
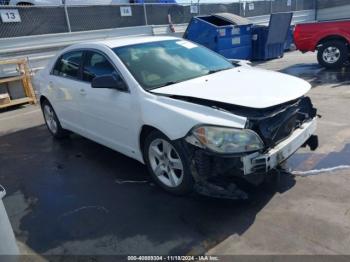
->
140;95;247;141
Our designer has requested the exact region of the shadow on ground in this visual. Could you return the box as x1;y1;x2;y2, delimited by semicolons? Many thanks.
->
287;143;350;172
279;63;350;88
0;125;296;255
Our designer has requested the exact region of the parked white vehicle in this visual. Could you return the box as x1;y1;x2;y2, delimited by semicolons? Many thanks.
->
9;0;129;6
35;36;318;197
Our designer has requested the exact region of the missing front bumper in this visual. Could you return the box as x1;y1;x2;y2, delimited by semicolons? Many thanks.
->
185;118;317;199
242;118;318;175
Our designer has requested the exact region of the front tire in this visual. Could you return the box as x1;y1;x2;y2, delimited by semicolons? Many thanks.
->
143;131;194;195
41;100;68;139
317;40;348;69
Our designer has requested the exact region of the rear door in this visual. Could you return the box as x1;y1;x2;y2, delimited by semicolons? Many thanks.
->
48;50;87;134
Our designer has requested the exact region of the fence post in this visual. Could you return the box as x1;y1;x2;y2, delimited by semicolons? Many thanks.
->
242;0;246;17
270;0;273;14
143;3;148;26
314;0;318;21
238;0;241;16
197;0;200;15
63;1;72;33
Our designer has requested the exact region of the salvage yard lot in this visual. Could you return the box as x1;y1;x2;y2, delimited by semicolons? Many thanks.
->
1;51;350;256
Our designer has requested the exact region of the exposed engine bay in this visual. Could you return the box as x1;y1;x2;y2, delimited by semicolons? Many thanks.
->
171;95;317;150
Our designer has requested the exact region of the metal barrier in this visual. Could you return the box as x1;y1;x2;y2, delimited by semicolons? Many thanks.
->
250;9;315;25
0;9;315;57
316;0;350;21
0;25;155;55
317;0;349;9
0;1;316;38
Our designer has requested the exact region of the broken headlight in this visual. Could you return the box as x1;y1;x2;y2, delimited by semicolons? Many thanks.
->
186;125;264;154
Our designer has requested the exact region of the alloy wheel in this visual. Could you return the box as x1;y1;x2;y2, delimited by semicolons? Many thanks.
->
148;138;184;188
322;46;341;64
43;105;58;134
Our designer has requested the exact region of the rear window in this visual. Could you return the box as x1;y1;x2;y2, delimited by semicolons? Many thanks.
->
52;51;83;79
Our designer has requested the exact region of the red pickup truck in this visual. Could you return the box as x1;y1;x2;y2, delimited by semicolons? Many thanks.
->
294;20;350;68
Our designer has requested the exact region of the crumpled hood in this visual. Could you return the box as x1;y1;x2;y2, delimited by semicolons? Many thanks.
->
152;67;311;109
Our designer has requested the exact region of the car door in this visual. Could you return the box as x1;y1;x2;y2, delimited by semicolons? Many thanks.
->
48;50;87;134
77;50;138;157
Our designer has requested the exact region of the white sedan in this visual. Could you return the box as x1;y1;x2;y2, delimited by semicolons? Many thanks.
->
35;36;318;196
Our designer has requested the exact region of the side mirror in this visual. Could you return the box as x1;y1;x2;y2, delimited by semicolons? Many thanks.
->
91;73;128;91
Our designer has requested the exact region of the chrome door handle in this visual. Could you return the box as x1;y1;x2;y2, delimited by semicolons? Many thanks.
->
79;89;86;96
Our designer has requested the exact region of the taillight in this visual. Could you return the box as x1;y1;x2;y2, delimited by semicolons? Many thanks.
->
294;25;300;39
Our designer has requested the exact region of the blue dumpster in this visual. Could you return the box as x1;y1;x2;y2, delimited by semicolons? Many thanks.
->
251;12;293;60
184;13;253;60
284;26;294;51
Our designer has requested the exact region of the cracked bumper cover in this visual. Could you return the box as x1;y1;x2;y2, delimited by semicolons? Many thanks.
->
242;117;317;175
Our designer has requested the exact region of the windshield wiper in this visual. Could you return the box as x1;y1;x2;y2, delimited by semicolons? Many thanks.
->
149;67;232;90
148;81;179;90
207;67;232;75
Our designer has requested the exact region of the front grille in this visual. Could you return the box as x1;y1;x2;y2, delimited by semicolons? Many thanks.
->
246;97;317;149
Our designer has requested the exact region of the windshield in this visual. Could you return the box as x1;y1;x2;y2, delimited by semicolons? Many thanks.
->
113;40;234;90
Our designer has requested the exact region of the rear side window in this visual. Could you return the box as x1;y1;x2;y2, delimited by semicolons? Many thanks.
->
82;51;117;82
52;51;83;79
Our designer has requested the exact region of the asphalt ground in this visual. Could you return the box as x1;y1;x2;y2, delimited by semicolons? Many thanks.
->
0;51;350;257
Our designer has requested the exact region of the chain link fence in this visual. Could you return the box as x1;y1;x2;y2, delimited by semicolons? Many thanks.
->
67;5;146;31
0;0;315;38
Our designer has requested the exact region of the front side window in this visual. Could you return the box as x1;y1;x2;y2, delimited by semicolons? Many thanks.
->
82;51;117;82
52;51;83;79
113;40;234;90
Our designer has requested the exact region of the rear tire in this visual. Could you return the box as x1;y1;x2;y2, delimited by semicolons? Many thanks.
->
143;131;194;195
41;100;69;139
317;40;348;69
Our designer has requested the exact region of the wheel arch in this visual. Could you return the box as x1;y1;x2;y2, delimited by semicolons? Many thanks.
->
39;96;58;116
316;35;349;49
139;125;173;162
39;95;49;107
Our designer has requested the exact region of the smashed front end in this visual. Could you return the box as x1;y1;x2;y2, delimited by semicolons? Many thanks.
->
181;96;318;199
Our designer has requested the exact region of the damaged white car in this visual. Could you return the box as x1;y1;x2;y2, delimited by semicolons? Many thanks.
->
35;36;318;198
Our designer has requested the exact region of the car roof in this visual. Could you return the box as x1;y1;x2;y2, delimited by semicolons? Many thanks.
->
97;36;180;48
